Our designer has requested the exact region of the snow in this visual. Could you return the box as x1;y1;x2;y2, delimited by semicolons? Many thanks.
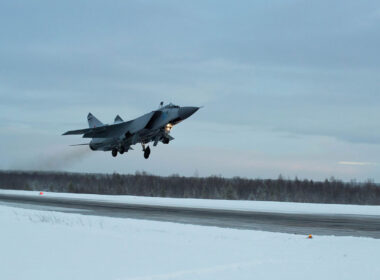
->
1;204;380;280
1;189;380;216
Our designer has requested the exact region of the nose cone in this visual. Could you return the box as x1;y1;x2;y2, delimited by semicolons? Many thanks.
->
179;106;199;120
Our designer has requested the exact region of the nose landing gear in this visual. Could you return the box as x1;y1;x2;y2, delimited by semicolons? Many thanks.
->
119;147;125;154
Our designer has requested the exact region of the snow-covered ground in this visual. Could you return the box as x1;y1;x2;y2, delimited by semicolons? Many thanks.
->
1;189;380;216
1;203;380;280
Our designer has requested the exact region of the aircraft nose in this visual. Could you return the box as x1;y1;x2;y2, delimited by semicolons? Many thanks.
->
179;106;199;120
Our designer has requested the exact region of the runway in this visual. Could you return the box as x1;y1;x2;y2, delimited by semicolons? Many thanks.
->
1;193;379;238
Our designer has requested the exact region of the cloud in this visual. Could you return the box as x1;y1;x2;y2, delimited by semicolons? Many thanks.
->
338;161;377;166
1;0;380;181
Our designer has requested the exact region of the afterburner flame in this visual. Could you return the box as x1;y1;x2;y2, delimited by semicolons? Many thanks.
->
165;123;173;133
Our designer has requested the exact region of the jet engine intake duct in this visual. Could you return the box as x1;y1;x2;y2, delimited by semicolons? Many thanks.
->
145;111;162;129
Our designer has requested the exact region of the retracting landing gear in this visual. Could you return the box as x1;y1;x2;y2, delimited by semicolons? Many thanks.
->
119;147;125;154
142;143;151;159
144;146;151;159
111;148;118;157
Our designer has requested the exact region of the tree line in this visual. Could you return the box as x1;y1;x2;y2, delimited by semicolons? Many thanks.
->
0;170;379;205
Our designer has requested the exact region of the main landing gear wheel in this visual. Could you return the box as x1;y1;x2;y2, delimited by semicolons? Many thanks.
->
112;148;118;157
144;146;151;159
119;147;125;154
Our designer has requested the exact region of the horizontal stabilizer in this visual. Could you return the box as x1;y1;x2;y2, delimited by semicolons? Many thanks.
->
70;143;90;146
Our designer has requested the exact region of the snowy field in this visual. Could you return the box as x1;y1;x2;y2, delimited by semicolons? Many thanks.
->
2;189;380;216
1;203;380;280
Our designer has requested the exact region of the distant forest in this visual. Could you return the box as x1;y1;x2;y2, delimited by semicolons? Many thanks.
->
0;170;379;205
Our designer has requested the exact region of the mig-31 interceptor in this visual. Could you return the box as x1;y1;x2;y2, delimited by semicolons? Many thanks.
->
62;102;200;159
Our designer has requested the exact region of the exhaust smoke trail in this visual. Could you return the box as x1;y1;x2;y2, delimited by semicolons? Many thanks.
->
37;146;91;170
12;146;92;171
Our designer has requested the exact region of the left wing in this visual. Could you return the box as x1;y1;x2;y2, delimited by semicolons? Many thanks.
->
63;111;162;139
63;121;131;138
63;127;105;136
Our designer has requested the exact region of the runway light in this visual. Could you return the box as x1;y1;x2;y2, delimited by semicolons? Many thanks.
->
308;234;313;239
39;192;44;195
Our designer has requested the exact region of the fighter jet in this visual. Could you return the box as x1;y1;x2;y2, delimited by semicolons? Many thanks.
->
62;102;200;159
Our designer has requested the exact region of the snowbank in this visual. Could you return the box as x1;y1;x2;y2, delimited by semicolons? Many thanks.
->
0;204;379;280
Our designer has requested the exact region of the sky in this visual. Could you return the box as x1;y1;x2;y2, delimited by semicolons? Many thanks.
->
0;0;380;181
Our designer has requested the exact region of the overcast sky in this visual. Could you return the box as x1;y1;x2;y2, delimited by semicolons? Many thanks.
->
1;0;380;181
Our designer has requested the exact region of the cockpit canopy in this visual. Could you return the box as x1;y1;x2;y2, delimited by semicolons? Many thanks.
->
162;103;179;109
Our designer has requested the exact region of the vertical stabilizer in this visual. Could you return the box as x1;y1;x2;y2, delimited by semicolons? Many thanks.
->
114;115;124;123
87;113;103;128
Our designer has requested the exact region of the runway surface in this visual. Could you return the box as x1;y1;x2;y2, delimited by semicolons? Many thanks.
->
1;193;379;238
